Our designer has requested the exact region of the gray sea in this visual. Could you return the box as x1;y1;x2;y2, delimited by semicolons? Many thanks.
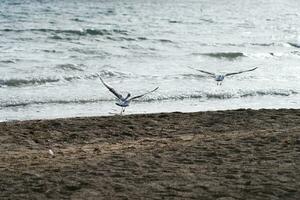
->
1;0;300;121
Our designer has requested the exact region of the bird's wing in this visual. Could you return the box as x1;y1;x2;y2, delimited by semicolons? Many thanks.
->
129;87;159;101
98;75;123;100
225;67;258;77
188;66;216;77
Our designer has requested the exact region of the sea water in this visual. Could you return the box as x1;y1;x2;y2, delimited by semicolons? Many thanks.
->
1;0;300;121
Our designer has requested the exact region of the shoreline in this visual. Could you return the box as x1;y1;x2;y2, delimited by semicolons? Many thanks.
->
1;108;299;199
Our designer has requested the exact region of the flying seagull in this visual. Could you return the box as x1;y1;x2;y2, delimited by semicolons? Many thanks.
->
98;75;159;115
188;66;258;85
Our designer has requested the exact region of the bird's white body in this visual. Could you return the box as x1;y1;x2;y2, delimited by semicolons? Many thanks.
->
115;93;131;107
189;66;257;85
215;75;225;85
116;100;130;107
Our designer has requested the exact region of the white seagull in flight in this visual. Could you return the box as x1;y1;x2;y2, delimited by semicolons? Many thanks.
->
188;66;258;85
98;75;159;115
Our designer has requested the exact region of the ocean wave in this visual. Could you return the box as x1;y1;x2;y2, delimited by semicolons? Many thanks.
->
1;28;128;36
106;36;136;41
199;18;215;23
250;43;275;47
291;51;300;56
42;49;61;53
157;39;174;43
180;74;207;79
49;35;72;40
192;52;245;60
137;37;148;41
1;99;108;108
0;60;16;64
168;20;183;24
288;42;300;48
157;89;297;101
240;90;297;97
56;64;85;72
95;69;128;78
210;43;275;47
1;89;297;109
0;70;127;87
187;19;215;25
71;18;85;22
0;78;60;87
69;47;110;56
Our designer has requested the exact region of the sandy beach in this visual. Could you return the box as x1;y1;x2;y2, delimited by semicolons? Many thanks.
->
0;109;299;199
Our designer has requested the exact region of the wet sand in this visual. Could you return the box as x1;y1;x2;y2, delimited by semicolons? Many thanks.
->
0;109;299;200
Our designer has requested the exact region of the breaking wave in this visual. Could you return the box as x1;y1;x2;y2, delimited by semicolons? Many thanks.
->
1;99;109;108
193;52;245;60
157;39;174;43
153;89;297;102
0;70;130;88
1;28;129;36
250;43;275;47
0;59;17;64
55;64;85;72
0;78;60;87
1;89;297;108
168;20;183;24
288;42;300;48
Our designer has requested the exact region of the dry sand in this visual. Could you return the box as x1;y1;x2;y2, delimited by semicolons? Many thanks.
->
0;109;299;200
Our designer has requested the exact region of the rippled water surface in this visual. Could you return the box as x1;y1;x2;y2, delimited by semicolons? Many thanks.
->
1;0;300;121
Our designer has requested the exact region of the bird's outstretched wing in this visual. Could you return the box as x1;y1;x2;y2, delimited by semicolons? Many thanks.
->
225;67;258;77
98;75;123;100
129;87;159;101
188;66;216;77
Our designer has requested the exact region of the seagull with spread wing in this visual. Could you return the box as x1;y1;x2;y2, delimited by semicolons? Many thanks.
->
188;66;258;85
98;75;159;115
